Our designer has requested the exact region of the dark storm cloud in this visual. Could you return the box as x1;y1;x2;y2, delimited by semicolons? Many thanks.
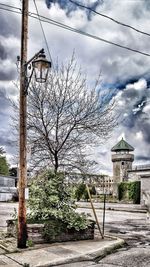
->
136;155;150;161
0;12;20;38
45;0;102;18
141;120;150;143
122;114;136;129
0;89;10;112
0;43;7;60
0;135;13;147
0;68;16;81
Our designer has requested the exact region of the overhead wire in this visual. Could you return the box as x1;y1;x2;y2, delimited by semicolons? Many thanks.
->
69;0;150;38
0;3;150;58
0;3;21;11
28;12;150;58
0;5;21;15
32;0;53;65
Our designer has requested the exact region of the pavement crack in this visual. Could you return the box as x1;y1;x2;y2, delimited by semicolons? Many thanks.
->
95;263;123;266
5;254;23;266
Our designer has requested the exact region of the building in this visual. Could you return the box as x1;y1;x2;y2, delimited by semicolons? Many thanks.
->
111;138;134;195
111;138;150;205
0;175;17;202
128;165;150;206
65;172;113;194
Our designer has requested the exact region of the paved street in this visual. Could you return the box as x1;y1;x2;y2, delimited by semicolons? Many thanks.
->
76;205;150;267
0;202;146;229
0;202;150;266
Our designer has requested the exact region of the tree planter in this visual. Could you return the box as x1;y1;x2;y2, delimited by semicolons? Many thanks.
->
7;220;95;244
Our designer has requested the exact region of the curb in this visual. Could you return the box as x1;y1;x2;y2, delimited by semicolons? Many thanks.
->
36;237;125;267
87;237;125;260
77;205;147;213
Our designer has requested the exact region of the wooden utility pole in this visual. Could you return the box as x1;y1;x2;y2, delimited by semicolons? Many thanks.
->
18;0;29;248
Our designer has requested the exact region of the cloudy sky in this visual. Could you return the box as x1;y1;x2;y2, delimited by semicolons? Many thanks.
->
0;0;150;174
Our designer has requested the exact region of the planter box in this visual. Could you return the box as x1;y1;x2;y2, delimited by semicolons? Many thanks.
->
7;220;95;244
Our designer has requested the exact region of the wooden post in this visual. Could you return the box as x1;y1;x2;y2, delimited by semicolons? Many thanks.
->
86;185;104;239
18;0;28;248
102;193;106;236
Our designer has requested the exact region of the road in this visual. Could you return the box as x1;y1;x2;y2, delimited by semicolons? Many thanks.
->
77;205;150;267
59;204;150;267
0;202;150;266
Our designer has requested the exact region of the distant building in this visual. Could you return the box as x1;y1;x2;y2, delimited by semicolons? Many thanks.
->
65;172;113;194
0;175;17;202
111;138;134;195
128;164;150;206
111;137;150;205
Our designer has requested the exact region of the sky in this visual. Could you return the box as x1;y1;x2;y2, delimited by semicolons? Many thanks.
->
0;0;150;175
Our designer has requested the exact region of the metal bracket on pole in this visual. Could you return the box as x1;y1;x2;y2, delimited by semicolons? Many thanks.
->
23;48;44;96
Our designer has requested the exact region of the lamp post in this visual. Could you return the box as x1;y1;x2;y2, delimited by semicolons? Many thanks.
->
18;0;51;249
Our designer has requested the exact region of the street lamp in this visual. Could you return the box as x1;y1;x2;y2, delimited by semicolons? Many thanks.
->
18;49;51;249
32;49;51;83
24;48;51;95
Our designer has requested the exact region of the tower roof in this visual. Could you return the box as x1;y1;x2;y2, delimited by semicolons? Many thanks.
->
111;138;134;152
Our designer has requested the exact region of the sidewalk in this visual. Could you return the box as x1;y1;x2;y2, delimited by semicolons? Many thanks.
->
0;236;124;267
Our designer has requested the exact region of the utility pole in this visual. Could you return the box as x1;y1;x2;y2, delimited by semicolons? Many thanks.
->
18;0;29;248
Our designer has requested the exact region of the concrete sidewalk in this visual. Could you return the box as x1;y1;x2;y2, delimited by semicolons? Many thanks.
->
0;236;124;267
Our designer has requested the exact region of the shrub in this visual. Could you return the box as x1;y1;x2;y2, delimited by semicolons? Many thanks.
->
118;182;128;201
27;171;91;233
128;181;141;204
118;181;141;204
75;183;96;201
75;183;86;201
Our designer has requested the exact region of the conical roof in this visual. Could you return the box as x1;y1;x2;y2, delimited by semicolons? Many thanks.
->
111;138;134;152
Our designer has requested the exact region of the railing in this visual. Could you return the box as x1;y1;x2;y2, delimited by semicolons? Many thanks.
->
132;164;150;170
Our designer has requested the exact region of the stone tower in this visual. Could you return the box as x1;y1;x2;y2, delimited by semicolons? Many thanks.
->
111;138;134;195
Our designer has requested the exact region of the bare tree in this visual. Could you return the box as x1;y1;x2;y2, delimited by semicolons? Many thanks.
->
0;147;5;155
13;56;118;173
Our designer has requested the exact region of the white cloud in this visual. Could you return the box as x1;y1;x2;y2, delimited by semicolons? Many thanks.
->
126;78;147;91
136;131;143;141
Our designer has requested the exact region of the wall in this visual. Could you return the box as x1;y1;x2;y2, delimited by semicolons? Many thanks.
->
140;175;150;207
0;175;17;202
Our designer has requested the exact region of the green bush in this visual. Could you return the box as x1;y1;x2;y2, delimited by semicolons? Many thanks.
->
75;184;96;201
128;181;141;204
118;181;141;204
118;182;128;201
75;183;86;201
27;171;91;235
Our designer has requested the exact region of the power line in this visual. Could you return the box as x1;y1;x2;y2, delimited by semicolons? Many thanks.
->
33;0;53;64
29;12;150;58
69;0;150;38
0;6;21;15
0;3;150;58
0;3;21;11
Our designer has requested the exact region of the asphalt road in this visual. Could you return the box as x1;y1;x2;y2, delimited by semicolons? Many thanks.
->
58;204;150;267
76;205;150;267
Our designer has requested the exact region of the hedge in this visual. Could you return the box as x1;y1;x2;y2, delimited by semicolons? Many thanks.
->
118;181;141;204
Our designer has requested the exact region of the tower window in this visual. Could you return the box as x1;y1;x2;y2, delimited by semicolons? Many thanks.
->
122;162;124;166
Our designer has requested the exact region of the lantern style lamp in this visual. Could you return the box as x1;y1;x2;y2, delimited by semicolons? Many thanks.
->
32;49;51;83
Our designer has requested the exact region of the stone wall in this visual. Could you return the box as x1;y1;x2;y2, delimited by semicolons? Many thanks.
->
140;175;150;207
7;221;95;244
28;223;95;244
